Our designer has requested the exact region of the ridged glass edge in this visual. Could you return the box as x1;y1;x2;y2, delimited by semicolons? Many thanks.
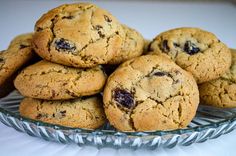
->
0;104;235;137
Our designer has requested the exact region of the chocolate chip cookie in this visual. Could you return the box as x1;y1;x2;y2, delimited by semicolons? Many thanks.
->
0;33;35;97
103;54;199;132
108;25;144;64
14;60;107;100
33;3;125;68
20;96;106;129
199;49;236;108
148;27;232;84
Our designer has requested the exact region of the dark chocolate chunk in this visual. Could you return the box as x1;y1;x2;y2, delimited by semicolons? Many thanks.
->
95;25;103;30
94;25;105;38
173;43;180;47
36;27;43;32
153;71;172;78
154;71;168;77
65;90;78;97
36;113;42;119
104;15;112;22
183;41;200;55
20;44;29;49
162;40;170;52
60;110;66;117
62;15;74;19
113;88;134;108
54;38;76;52
93;25;105;38
98;31;105;38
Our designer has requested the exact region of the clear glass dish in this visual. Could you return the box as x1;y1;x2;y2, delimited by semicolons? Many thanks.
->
0;90;236;149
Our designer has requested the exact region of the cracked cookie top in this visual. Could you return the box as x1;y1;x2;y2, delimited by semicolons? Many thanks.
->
32;3;125;68
20;96;106;129
108;24;145;64
199;49;236;108
0;33;35;85
148;27;232;84
14;60;107;100
103;54;199;131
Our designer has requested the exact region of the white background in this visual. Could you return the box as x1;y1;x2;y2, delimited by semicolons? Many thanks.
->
0;0;236;156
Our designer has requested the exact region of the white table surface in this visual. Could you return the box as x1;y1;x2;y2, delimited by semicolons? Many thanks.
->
0;0;236;156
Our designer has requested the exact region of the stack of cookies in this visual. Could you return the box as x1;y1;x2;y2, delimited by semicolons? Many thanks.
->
0;2;235;132
13;3;145;130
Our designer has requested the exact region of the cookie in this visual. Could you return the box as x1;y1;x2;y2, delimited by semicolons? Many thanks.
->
19;96;106;129
33;3;125;68
0;33;35;97
14;60;107;100
103;54;199;132
148;27;232;84
199;49;236;108
8;33;34;49
108;25;144;64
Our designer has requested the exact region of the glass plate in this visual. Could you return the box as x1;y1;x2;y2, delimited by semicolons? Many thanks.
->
0;91;236;149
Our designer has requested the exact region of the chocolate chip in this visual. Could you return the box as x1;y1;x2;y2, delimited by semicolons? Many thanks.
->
153;71;173;79
62;15;74;19
36;27;43;32
20;44;29;49
104;15;112;22
65;90;78;97
113;88;134;108
0;58;4;62
54;38;76;52
162;40;170;52
183;41;200;55
95;25;103;30
60;110;66;117
94;25;105;38
154;71;168;76
173;43;180;47
36;113;42;119
98;31;105;38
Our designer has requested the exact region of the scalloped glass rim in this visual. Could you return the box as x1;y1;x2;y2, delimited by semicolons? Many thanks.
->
0;93;235;137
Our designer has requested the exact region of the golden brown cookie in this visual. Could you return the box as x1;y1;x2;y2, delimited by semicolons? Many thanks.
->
14;60;107;100
148;27;232;84
20;96;106;129
103;54;199;132
33;3;125;68
0;33;36;97
108;25;144;64
199;49;236;108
